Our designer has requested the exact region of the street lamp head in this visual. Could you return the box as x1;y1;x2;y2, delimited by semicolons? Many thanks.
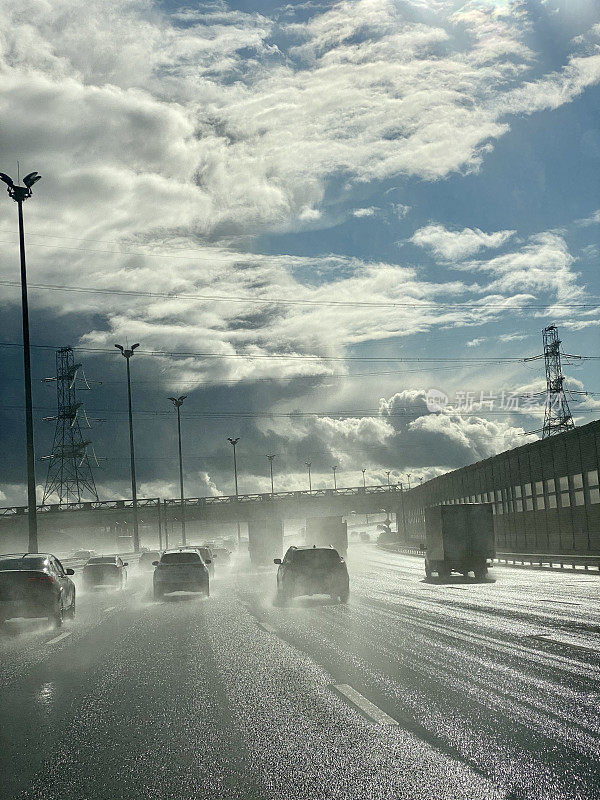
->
115;342;138;359
228;437;240;446
169;395;187;408
305;460;311;468
0;170;41;201
22;172;41;188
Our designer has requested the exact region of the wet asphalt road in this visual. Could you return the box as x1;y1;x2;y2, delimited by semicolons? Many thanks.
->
0;545;599;800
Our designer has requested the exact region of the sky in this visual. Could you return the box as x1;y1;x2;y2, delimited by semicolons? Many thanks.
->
0;0;599;506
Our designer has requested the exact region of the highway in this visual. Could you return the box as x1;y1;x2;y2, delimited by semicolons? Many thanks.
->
1;545;599;799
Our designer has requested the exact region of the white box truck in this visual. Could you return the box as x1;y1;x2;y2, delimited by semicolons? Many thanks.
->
424;504;495;580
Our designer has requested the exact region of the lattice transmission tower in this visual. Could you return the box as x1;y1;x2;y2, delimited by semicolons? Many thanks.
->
42;346;100;504
541;325;575;439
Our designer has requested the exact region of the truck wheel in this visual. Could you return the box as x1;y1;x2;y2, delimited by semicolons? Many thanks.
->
474;568;487;581
153;586;164;601
438;563;451;581
425;561;432;579
339;588;349;604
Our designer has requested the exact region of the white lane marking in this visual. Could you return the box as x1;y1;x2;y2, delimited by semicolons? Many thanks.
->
332;684;398;726
103;606;116;613
46;631;72;645
257;621;277;634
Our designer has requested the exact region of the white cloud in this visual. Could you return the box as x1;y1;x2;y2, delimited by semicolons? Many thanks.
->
353;207;378;217
576;209;600;226
459;232;582;306
411;224;516;260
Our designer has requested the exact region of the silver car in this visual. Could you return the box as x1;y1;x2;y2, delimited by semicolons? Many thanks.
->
153;548;210;599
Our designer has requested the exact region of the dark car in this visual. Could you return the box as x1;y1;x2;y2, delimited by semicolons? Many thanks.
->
196;546;215;578
83;555;128;590
0;553;76;628
139;551;160;570
153;548;210;599
72;549;97;560
274;545;349;604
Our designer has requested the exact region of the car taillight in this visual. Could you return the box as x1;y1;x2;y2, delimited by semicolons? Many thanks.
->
28;575;54;584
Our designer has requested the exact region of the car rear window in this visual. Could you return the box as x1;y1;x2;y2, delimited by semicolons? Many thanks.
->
0;557;48;570
291;549;340;567
160;552;201;564
87;557;116;564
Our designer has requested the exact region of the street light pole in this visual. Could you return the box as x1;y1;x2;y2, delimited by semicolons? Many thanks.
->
1;170;42;552
266;454;276;495
399;481;407;537
407;473;412;490
332;464;338;491
169;395;187;545
115;343;140;552
361;468;366;489
305;461;312;493
228;437;240;545
386;470;391;486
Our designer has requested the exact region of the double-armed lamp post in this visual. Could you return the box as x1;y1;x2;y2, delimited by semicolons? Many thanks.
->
228;437;241;544
115;343;140;552
169;395;187;545
0;170;42;552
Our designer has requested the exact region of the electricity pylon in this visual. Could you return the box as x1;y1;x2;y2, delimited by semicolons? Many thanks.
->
42;346;100;503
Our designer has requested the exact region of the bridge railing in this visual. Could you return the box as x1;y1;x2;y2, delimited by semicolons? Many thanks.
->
163;484;402;508
0;498;160;516
1;485;403;517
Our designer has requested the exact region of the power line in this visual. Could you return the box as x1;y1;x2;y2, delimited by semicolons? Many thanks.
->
0;278;597;310
1;403;595;418
1;341;596;362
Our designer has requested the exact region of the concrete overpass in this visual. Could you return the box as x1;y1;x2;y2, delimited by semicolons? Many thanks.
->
163;485;401;525
0;486;402;550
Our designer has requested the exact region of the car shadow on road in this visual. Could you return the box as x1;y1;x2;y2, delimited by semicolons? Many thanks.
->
422;575;496;586
160;592;208;603
273;595;346;608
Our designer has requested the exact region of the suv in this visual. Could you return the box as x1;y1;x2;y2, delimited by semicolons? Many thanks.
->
0;553;76;628
153;548;210;599
83;555;128;590
196;546;215;578
274;546;349;604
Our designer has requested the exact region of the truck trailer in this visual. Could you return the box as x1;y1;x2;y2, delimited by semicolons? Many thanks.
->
305;516;348;558
247;518;284;566
424;503;495;580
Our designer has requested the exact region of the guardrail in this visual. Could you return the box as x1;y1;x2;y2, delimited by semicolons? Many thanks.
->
375;543;600;572
495;552;600;571
376;542;425;557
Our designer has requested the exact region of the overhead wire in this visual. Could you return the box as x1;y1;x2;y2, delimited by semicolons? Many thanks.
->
0;277;597;310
